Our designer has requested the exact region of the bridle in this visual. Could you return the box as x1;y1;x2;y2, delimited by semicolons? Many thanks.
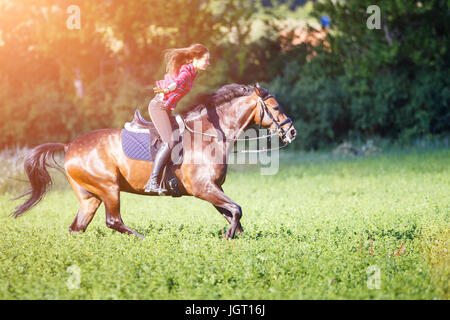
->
257;94;294;144
182;92;295;153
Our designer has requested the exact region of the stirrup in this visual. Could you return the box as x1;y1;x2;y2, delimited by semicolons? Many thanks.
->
144;174;168;194
144;181;167;195
144;186;167;195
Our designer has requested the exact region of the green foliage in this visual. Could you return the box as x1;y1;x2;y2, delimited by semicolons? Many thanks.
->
1;78;82;146
0;0;448;149
0;0;282;147
263;0;450;149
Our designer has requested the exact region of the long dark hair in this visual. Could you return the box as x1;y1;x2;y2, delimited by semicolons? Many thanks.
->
163;44;209;76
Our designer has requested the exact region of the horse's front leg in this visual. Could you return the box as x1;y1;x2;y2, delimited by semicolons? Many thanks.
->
194;184;242;240
213;205;244;234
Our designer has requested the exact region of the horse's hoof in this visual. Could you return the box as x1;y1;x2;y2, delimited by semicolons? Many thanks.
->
134;232;145;239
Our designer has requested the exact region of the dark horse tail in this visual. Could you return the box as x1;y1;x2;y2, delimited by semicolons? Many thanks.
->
11;143;66;218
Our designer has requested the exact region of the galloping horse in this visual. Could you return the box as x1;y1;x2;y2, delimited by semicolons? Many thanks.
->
11;84;297;239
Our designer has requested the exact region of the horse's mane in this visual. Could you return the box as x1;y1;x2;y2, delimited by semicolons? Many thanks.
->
180;84;260;119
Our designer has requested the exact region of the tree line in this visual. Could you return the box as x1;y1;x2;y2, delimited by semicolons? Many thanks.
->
0;0;448;149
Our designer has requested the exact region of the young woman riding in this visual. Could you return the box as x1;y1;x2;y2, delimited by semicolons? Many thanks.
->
144;43;210;193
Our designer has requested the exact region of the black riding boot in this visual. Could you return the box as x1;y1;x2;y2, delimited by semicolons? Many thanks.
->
144;142;171;194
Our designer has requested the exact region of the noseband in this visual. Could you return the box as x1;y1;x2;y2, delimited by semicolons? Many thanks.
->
182;92;295;153
257;95;294;143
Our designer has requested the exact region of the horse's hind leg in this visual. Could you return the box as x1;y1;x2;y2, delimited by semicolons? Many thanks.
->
101;185;145;239
68;176;102;233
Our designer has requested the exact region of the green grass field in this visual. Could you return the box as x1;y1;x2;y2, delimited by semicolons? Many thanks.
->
0;148;448;299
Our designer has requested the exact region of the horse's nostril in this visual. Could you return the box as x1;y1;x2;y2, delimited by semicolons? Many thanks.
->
291;129;296;137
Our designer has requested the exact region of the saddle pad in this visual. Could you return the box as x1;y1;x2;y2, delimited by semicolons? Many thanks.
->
121;129;158;162
121;129;183;163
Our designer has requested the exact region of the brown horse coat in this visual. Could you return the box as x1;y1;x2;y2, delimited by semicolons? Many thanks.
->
12;84;297;239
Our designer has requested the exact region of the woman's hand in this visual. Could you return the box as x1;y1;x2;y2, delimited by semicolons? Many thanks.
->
154;82;176;94
153;87;166;94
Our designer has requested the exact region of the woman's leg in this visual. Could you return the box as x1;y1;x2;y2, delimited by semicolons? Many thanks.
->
148;100;176;149
144;100;175;193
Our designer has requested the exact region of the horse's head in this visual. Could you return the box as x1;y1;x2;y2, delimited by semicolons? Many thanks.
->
252;84;297;144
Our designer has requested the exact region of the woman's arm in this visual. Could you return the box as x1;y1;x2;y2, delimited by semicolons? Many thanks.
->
155;66;191;94
164;82;177;93
154;78;179;94
166;68;190;93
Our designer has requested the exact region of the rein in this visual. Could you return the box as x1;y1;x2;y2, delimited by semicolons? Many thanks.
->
182;94;293;153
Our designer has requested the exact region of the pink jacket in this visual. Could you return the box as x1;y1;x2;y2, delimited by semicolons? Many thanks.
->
156;63;198;111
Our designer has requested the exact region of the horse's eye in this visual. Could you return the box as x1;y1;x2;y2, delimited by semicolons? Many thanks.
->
273;106;280;111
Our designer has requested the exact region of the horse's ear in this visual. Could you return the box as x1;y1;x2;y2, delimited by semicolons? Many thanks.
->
254;83;262;97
